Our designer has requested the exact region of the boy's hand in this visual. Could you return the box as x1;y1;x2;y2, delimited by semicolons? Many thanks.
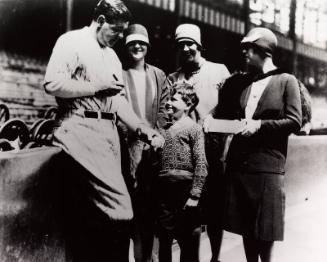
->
183;198;199;209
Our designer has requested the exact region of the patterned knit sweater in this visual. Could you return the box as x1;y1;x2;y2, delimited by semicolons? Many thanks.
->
159;116;208;199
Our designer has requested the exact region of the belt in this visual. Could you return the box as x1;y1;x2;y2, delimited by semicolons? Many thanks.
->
84;110;115;120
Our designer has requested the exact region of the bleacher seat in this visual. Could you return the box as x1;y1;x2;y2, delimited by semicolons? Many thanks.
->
0;138;14;152
44;107;58;119
0;104;10;124
0;51;56;125
0;118;30;149
26;119;55;148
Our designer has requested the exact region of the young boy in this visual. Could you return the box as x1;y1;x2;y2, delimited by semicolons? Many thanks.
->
156;82;208;262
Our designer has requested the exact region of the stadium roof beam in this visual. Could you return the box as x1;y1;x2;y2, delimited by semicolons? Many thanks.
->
66;0;73;32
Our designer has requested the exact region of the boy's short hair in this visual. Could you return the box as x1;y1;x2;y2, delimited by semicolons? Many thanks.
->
93;0;132;23
171;82;199;113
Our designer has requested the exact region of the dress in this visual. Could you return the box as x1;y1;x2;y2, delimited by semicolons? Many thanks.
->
155;116;208;237
44;26;133;221
212;70;302;241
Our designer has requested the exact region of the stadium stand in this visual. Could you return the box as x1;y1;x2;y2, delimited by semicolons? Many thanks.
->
0;51;56;125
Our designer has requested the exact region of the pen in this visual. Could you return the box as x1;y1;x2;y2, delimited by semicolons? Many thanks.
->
113;74;118;81
113;74;124;87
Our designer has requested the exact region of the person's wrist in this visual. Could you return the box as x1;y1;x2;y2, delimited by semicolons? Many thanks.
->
136;123;155;140
137;123;149;133
255;120;261;132
94;81;104;92
90;84;97;95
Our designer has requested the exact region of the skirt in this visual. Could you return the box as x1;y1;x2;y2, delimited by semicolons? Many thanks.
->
224;170;285;241
200;132;229;226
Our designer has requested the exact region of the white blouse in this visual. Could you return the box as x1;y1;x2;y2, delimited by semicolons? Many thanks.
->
245;76;272;119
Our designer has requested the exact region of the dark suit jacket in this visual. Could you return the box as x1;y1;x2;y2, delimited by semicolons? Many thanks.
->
213;72;302;174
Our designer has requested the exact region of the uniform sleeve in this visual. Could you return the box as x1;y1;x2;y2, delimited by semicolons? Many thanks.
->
189;126;208;199
260;74;302;135
114;95;145;131
44;35;96;98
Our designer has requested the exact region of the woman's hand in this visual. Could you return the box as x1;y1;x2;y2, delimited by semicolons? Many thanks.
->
184;198;199;209
238;119;261;137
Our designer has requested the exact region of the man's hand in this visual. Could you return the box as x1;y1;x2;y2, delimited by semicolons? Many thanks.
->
150;135;165;151
95;80;124;96
238;119;261;137
137;125;165;151
184;198;199;209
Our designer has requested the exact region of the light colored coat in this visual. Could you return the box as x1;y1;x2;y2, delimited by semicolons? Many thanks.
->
159;58;230;124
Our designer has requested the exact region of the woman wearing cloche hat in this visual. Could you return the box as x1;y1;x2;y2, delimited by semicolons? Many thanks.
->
209;27;302;262
158;23;230;262
122;23;166;262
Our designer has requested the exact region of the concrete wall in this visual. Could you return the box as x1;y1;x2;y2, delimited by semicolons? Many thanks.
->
0;147;64;261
